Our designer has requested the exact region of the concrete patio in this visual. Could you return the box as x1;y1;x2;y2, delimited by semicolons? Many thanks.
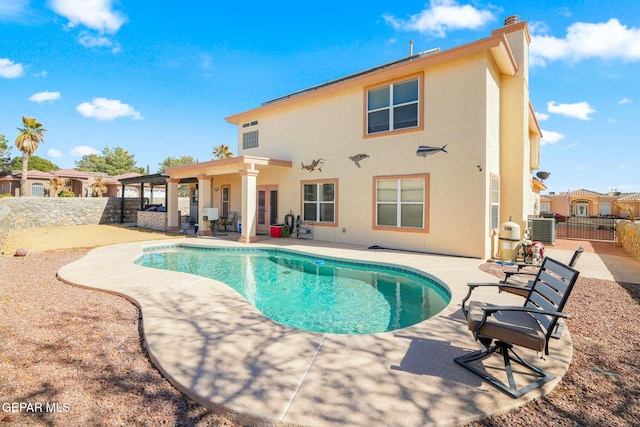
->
56;235;630;426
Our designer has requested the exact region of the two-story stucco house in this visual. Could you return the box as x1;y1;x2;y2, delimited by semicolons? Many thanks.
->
165;17;541;259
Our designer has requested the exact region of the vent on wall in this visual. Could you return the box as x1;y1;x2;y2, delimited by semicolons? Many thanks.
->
528;218;556;244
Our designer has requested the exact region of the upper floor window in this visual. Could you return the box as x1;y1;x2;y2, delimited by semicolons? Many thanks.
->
243;130;258;149
366;77;420;135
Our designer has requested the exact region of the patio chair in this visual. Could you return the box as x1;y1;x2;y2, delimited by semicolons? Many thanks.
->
217;211;236;231
499;246;583;297
455;257;580;398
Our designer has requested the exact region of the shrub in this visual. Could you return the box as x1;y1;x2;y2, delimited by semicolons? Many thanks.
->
58;190;76;197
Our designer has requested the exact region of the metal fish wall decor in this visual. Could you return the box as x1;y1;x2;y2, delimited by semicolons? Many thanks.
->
348;153;370;168
301;158;324;172
416;144;448;157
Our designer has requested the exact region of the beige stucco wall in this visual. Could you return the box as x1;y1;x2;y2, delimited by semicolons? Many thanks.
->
232;51;520;258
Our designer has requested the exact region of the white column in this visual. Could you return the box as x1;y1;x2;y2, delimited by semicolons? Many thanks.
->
197;174;212;236
166;178;180;231
239;168;259;243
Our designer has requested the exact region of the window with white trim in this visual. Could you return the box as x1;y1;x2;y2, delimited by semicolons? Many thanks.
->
490;175;500;230
31;182;44;197
242;130;258;149
367;78;419;134
375;176;425;228
302;181;335;223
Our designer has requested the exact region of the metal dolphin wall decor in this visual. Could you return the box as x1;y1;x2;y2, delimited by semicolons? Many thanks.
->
416;144;448;157
301;158;324;172
348;153;370;168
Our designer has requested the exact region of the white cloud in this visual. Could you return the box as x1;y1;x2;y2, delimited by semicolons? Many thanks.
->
28;91;62;103
531;19;640;66
70;146;99;157
383;0;495;38
535;112;549;121
619;97;633;104
76;97;143;121
540;130;564;145
78;32;121;52
32;70;48;78
0;58;25;78
0;0;29;18
47;148;63;158
50;0;126;33
547;101;595;120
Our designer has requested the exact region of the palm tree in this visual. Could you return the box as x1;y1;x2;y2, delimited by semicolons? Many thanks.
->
213;144;233;159
50;176;66;197
15;116;46;197
91;176;109;197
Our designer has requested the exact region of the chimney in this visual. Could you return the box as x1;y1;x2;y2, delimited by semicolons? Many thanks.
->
409;40;414;56
504;15;519;26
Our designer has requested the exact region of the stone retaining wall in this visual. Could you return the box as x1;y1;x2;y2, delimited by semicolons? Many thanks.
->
617;220;640;261
0;204;12;250
0;197;140;230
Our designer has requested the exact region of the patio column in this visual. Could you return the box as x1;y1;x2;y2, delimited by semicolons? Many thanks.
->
239;168;259;243
197;174;213;236
166;178;180;231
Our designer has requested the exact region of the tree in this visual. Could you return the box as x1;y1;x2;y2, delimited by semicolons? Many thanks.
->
91;176;109;197
15;116;46;197
158;155;197;172
50;176;66;197
159;156;197;197
213;144;233;159
0;134;11;170
75;146;144;175
11;155;59;172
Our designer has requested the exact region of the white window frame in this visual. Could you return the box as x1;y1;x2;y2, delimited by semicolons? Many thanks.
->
490;174;500;230
301;180;337;225
373;175;428;232
31;182;44;197
242;130;258;149
366;76;421;135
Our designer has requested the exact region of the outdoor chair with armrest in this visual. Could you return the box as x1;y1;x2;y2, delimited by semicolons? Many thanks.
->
499;246;583;297
455;257;580;398
217;211;236;231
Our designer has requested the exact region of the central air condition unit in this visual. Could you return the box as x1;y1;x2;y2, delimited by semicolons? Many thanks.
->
528;218;556;244
202;207;219;221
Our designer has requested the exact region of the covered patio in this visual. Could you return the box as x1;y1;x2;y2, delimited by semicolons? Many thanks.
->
164;156;292;243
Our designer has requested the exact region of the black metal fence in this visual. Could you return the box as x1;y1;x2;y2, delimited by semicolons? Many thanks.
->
553;216;617;241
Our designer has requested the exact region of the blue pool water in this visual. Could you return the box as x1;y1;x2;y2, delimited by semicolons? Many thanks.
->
136;246;450;334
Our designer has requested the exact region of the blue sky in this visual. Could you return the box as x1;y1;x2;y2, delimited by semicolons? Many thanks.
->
1;0;639;194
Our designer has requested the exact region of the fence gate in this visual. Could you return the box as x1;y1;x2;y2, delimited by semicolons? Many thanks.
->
555;216;617;241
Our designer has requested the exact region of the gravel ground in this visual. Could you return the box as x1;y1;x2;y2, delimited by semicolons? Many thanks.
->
1;227;639;426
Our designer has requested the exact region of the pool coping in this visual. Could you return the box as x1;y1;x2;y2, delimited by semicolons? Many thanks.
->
57;237;574;426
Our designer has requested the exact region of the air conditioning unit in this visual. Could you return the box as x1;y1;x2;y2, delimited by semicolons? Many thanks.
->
202;207;219;221
528;218;555;244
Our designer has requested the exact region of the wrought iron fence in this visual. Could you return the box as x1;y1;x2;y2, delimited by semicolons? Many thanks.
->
529;215;618;241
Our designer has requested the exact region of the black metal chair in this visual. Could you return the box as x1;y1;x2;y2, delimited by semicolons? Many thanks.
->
455;257;580;398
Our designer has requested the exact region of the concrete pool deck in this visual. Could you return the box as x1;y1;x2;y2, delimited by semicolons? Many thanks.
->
56;236;634;426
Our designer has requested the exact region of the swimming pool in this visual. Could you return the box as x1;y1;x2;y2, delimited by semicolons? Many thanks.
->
136;246;451;334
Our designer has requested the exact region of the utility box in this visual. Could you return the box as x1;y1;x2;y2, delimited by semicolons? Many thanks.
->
202;208;219;221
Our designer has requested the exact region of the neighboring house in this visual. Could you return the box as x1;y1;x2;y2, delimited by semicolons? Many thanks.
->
165;17;541;259
543;189;640;219
0;169;141;198
0;170;54;196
